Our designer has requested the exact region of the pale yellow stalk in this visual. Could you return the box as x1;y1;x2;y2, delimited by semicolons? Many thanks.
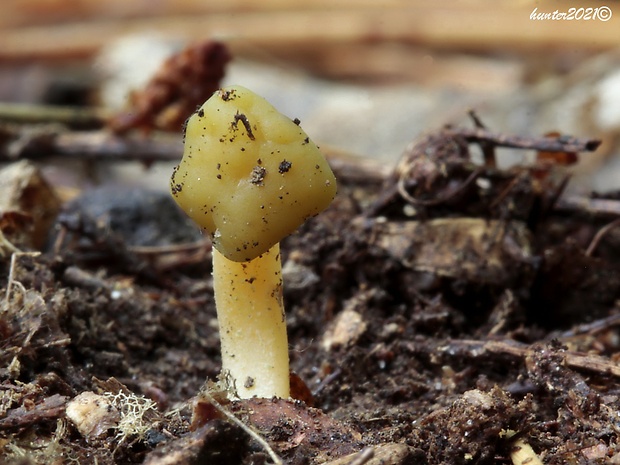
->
213;244;290;399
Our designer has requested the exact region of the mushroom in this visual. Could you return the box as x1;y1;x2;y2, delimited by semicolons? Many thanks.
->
170;85;337;399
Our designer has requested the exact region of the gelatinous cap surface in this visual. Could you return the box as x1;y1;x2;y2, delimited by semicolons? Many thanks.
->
171;85;337;262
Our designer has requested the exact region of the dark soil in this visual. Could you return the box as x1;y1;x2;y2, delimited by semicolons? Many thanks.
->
1;125;620;465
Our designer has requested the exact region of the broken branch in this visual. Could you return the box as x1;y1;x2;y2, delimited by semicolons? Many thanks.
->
443;127;601;153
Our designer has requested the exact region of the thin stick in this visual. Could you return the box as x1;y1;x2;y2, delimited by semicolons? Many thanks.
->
555;313;620;339
443;127;601;153
555;196;620;217
52;131;183;162
0;126;182;163
5;251;41;303
201;391;283;465
0;230;20;258
0;103;109;129
467;110;497;168
128;239;211;255
585;218;620;257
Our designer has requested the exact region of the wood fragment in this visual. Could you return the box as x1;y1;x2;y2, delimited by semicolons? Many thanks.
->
555;196;620;218
56;212;172;288
554;313;620;339
365;124;600;218
0;394;68;430
0;124;182;162
0;125;382;186
0;102;109;129
443;127;601;154
410;338;620;379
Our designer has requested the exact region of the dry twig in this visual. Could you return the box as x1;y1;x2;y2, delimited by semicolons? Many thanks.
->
200;391;283;465
443;127;601;154
585;218;620;256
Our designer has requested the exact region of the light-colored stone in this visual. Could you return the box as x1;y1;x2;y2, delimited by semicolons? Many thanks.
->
66;391;120;440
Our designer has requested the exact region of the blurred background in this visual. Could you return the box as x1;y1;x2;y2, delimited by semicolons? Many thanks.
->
1;0;619;192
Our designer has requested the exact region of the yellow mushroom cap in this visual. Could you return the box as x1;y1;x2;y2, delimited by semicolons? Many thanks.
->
171;85;337;262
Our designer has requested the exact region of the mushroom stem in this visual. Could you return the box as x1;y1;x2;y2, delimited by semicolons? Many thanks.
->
213;244;290;399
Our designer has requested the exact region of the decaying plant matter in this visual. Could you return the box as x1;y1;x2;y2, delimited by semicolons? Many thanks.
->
109;40;231;134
